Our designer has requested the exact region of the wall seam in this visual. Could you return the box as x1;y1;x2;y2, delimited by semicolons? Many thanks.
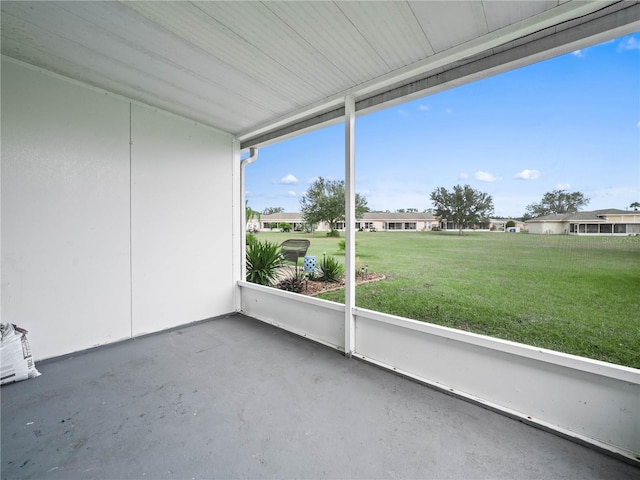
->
129;103;133;338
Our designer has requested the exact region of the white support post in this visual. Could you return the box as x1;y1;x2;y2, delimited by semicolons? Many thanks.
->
344;95;356;356
232;139;243;312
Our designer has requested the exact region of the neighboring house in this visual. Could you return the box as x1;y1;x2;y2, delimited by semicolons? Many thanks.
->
490;218;527;232
439;220;491;231
260;212;440;232
526;209;640;235
355;212;439;232
260;213;307;232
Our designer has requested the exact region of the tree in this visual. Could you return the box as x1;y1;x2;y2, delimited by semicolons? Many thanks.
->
263;206;284;215
630;202;640;212
429;184;494;235
525;190;590;218
300;177;368;231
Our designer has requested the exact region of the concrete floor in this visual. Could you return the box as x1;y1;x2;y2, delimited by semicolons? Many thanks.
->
2;314;638;480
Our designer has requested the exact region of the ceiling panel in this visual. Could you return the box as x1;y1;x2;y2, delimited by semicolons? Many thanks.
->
121;2;318;105
336;1;435;70
483;1;560;32
1;0;636;143
264;1;391;84
195;2;354;93
409;1;489;52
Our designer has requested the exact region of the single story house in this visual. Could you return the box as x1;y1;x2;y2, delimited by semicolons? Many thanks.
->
490;218;527;232
259;212;440;232
526;209;640;235
435;218;525;232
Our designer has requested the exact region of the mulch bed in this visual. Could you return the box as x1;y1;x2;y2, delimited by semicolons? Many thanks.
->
302;273;386;296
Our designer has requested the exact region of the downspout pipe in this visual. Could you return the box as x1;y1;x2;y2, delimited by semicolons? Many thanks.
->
240;147;258;281
241;147;259;169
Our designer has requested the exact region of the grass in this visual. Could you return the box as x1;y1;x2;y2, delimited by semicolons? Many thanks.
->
255;231;640;368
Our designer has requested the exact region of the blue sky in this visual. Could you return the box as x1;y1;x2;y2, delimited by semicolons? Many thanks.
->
246;33;639;218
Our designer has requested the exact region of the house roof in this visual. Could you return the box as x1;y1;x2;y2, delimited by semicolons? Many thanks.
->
2;2;638;148
261;212;438;222
364;212;437;221
261;213;303;222
526;209;634;223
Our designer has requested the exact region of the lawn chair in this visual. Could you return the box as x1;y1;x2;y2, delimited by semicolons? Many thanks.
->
280;239;310;269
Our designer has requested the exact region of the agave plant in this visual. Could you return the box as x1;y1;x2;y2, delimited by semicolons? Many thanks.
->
317;255;344;283
246;240;284;286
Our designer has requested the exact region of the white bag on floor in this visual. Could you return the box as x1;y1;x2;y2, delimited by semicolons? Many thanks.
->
1;323;41;385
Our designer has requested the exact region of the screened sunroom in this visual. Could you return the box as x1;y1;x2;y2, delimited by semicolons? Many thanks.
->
2;2;639;476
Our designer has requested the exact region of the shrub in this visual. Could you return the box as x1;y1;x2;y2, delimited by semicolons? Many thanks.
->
338;239;357;252
505;220;516;228
280;222;292;232
326;229;340;237
246;233;258;245
246;240;283;286
275;269;306;293
318;255;344;283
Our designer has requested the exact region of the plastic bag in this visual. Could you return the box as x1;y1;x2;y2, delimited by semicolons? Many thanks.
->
1;323;41;385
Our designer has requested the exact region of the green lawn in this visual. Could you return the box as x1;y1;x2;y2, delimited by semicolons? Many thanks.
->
254;231;640;368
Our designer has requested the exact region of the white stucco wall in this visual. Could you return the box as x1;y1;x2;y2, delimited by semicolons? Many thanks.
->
130;104;234;335
1;59;235;359
527;222;567;235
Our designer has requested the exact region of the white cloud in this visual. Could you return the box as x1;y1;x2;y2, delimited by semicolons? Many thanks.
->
276;174;298;184
555;183;571;190
397;109;409;117
515;169;541;180
475;171;501;182
287;190;297;197
459;172;469;180
445;108;453;114
571;50;585;58
618;36;640;51
418;104;429;111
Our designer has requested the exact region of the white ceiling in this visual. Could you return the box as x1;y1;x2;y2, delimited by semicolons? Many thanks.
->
2;1;638;146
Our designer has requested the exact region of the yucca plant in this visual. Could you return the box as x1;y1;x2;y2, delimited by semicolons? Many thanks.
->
246;240;284;286
317;255;344;283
